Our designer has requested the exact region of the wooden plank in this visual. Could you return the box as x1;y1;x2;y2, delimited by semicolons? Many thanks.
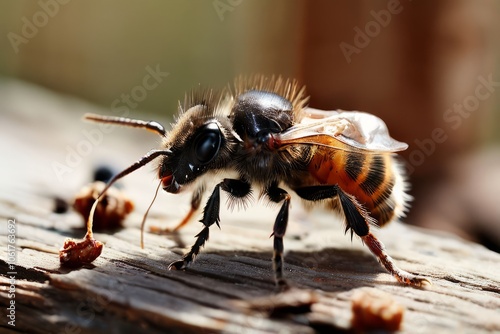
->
1;81;500;333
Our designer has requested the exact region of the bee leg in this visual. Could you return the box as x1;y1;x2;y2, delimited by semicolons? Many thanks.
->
295;184;373;238
294;185;338;201
267;185;291;290
294;185;430;287
361;233;431;287
168;179;251;271
151;186;203;234
168;184;221;270
335;187;431;287
220;178;252;203
174;186;204;231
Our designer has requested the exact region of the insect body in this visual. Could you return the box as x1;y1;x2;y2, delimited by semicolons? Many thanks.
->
85;76;429;288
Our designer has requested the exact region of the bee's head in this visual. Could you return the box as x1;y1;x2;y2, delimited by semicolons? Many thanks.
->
159;102;238;193
159;120;223;193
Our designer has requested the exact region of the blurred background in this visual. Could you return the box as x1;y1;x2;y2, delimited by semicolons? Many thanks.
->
1;0;499;251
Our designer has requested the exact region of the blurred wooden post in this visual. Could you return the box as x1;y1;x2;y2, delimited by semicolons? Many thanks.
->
300;0;497;178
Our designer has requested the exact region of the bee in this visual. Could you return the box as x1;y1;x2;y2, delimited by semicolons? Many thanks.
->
85;76;429;288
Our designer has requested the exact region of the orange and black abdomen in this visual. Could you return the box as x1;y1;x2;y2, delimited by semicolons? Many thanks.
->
308;147;397;226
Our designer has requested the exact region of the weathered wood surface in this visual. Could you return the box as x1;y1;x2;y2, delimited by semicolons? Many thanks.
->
1;81;500;333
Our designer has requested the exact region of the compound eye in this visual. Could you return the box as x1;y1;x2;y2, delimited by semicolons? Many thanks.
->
193;123;221;164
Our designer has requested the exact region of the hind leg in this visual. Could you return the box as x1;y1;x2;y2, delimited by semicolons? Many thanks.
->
294;185;430;287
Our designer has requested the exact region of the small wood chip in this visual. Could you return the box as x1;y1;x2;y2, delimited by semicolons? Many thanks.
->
351;288;404;331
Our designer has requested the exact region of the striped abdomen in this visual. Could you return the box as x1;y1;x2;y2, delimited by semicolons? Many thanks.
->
308;148;408;226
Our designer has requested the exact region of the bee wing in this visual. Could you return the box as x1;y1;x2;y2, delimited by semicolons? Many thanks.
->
278;108;408;152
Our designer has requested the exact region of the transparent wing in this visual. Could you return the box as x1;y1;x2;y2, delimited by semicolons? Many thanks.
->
278;108;408;152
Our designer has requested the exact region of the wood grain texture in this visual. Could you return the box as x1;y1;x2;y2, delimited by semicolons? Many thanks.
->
1;82;499;333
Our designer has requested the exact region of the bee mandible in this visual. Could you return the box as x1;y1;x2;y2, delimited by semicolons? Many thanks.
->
85;76;430;288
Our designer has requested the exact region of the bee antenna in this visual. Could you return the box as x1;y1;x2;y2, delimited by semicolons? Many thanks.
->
84;113;167;137
140;179;162;249
84;149;171;239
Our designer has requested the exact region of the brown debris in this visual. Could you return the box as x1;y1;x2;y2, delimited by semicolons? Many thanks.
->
351;288;405;331
73;181;134;230
59;235;103;267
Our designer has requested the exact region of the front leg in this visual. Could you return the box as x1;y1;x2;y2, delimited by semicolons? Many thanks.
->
266;184;291;289
150;185;204;234
168;179;251;270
